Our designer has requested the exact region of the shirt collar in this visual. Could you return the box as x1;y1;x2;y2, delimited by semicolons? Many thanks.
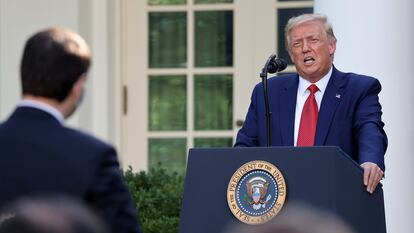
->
18;99;65;124
298;66;333;95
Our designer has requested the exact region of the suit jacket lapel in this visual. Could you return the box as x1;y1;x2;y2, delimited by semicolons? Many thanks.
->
279;76;299;146
315;67;346;145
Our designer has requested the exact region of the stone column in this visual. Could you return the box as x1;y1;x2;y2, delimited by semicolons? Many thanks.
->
315;1;414;232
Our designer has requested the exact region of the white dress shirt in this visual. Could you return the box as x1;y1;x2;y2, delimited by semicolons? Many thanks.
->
18;99;65;125
294;67;332;146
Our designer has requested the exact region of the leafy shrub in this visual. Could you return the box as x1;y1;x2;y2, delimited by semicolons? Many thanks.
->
124;167;185;233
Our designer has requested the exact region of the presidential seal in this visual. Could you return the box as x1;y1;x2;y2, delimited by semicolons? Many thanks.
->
227;160;286;225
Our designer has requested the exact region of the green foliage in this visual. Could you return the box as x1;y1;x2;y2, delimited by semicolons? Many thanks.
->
124;166;185;233
148;0;186;5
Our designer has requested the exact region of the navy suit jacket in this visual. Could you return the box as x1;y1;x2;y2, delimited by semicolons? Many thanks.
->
235;66;387;170
0;107;142;233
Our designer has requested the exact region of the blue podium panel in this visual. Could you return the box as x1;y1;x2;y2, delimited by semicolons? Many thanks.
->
179;147;385;233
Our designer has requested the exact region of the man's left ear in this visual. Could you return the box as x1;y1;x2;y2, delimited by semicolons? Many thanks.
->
329;40;337;56
73;75;86;99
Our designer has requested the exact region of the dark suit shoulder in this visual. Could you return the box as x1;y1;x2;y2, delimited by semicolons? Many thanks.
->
253;73;297;92
340;74;382;99
336;69;381;87
268;73;297;85
62;127;115;153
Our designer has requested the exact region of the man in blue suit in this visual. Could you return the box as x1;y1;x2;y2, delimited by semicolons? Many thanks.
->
0;28;142;233
235;14;387;194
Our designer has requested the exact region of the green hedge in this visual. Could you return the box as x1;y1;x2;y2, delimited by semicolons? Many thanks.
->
124;167;185;233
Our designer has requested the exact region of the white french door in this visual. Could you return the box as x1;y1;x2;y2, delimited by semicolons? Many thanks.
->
118;0;313;172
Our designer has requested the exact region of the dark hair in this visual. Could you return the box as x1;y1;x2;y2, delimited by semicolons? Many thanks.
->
20;28;91;102
226;203;355;233
0;195;108;233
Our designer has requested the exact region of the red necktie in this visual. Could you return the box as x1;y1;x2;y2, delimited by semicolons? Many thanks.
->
297;84;319;146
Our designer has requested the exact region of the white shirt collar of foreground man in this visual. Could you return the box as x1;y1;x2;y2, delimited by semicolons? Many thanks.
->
18;99;65;125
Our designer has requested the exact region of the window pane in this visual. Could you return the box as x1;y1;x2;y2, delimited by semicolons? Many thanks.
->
149;12;187;68
195;11;233;67
195;0;233;3
194;138;233;147
194;74;233;130
149;75;187;131
149;0;186;5
277;8;313;65
149;138;187;174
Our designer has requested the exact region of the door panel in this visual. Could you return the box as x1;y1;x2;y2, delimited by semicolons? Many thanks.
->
120;0;313;172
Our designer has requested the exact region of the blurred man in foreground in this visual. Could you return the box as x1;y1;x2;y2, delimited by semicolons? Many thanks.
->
0;27;142;233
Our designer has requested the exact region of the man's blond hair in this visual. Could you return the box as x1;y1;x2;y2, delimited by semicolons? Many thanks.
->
285;13;337;50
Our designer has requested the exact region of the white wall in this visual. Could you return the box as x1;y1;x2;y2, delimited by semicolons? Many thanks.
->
0;0;116;144
315;1;414;232
0;0;79;120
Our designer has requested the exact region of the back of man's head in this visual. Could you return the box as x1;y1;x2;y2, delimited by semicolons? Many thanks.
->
226;203;355;233
20;27;91;102
0;196;108;233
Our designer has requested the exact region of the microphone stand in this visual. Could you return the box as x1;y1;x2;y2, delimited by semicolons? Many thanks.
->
259;55;277;147
259;54;287;147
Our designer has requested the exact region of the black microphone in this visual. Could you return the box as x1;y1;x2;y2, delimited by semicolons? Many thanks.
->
260;54;287;78
267;57;287;73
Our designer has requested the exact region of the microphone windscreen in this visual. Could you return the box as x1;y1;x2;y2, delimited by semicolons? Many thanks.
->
267;58;287;73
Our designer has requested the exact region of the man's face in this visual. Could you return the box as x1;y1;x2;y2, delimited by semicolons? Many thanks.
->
288;20;336;82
